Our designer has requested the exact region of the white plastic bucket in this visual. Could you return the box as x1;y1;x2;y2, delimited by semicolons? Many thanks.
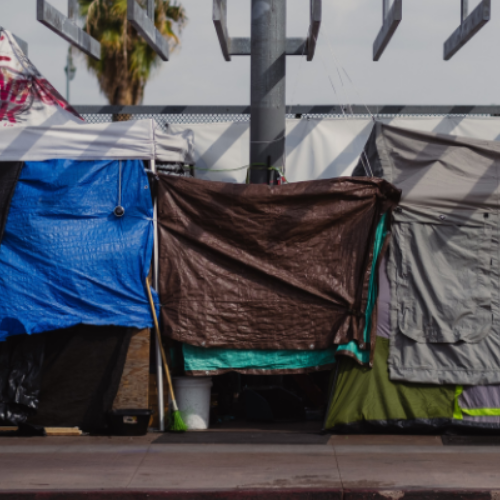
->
173;376;212;430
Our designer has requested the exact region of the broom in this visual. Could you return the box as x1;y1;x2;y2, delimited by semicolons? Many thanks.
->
145;277;188;432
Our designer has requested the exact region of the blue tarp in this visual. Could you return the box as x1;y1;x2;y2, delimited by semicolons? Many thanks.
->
0;159;156;340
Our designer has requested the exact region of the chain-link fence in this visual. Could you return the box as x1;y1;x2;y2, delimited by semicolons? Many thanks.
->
79;112;362;129
80;113;252;130
74;105;500;130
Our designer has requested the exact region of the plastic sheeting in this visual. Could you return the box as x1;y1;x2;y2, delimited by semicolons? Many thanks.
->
0;333;45;425
0;159;156;340
181;216;386;374
169;116;500;184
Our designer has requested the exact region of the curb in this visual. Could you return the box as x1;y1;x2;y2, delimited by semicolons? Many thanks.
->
0;490;498;500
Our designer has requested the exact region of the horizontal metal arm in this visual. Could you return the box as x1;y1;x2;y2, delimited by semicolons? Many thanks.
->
213;0;231;61
307;0;321;61
213;0;320;61
127;0;169;61
444;0;490;61
228;37;306;56
37;0;100;60
373;0;402;61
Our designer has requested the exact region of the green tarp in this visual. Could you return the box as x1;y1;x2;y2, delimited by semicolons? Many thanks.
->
325;337;455;431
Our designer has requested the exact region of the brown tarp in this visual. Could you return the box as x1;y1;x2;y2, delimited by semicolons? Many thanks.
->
0;162;23;246
158;176;400;351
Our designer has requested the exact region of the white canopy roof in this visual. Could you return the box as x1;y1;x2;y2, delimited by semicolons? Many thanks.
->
0;119;193;163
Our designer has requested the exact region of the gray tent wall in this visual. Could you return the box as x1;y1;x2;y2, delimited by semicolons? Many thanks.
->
353;122;500;386
326;122;500;432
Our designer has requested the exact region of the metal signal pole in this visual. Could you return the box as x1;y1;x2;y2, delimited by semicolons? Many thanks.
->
249;0;286;184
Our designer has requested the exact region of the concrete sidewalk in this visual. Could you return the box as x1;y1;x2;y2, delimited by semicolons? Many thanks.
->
0;433;500;499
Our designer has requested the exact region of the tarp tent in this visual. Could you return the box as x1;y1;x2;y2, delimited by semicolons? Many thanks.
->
326;122;500;433
166;116;500;378
0;30;192;426
355;123;500;386
325;337;456;433
157;174;400;375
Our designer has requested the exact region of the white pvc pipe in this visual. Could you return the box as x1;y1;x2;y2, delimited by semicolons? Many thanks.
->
151;159;165;431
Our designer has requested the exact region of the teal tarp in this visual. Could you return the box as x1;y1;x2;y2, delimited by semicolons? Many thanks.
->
333;213;388;365
183;344;336;374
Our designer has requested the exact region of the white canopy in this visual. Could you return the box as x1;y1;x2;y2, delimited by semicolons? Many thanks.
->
0;119;193;163
169;116;500;183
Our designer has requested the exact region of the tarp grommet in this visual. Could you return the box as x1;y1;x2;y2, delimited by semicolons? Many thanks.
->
114;206;125;217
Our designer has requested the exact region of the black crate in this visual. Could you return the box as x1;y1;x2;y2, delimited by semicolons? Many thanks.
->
107;409;153;436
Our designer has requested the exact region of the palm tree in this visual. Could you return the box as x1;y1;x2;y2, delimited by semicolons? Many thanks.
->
79;0;187;106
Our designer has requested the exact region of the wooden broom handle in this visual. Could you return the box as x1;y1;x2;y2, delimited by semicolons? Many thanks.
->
145;278;177;406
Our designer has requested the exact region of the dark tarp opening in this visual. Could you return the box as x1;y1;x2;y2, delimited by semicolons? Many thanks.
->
0;161;23;246
27;325;133;431
157;175;400;356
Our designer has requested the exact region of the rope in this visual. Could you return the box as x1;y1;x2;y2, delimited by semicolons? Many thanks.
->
321;31;374;120
341;67;374;120
317;32;375;177
245;163;287;184
190;164;250;173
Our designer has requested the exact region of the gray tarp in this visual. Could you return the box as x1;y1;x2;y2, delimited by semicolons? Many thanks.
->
354;123;500;385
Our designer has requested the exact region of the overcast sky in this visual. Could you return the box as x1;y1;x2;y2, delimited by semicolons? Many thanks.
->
1;0;497;106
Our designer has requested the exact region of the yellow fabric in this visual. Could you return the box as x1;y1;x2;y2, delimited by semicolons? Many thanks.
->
453;385;500;419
